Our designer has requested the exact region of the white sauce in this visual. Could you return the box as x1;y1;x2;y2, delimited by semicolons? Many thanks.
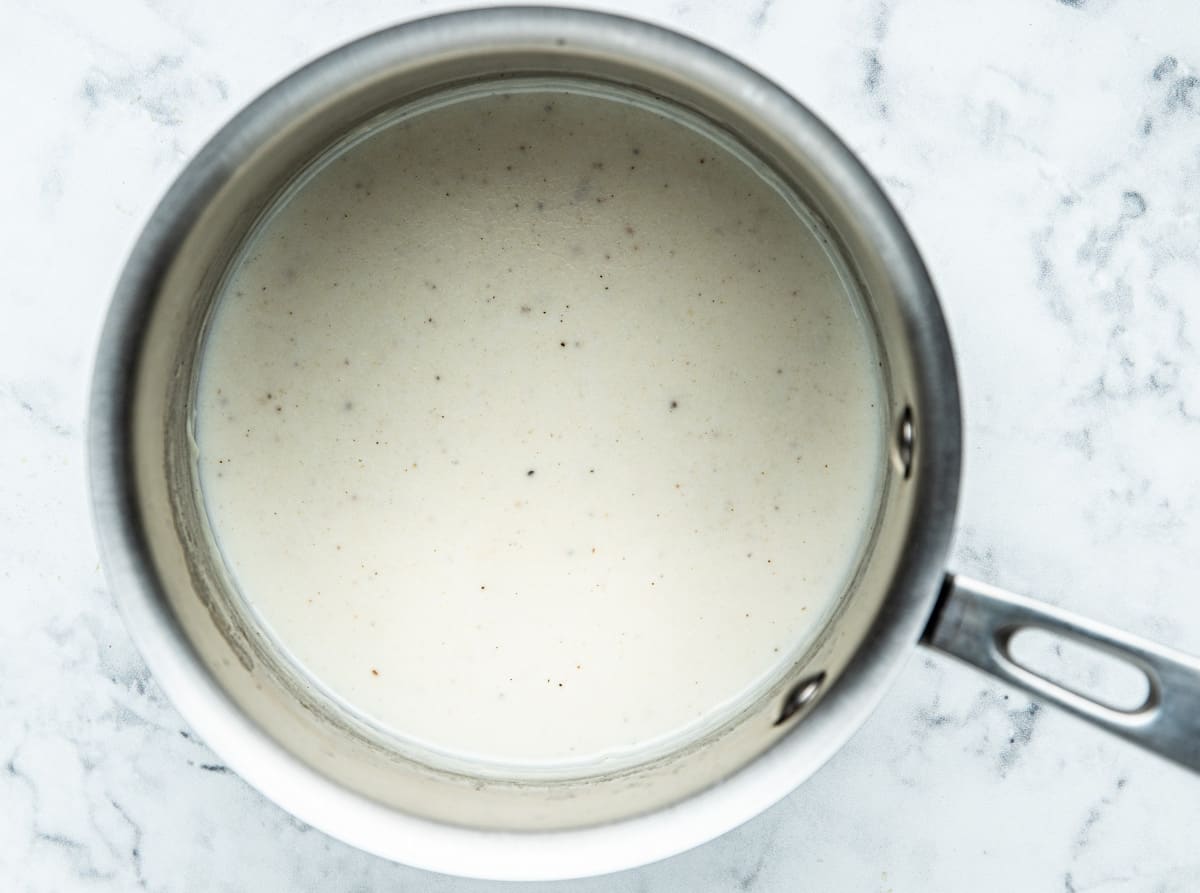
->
195;85;886;771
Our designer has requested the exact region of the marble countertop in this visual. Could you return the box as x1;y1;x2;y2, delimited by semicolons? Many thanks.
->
5;0;1200;889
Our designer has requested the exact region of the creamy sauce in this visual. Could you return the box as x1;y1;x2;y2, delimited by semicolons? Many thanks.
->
195;84;886;771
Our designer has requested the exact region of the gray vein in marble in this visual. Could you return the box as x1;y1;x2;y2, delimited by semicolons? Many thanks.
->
11;746;112;884
82;54;189;127
1071;776;1127;859
863;51;885;114
956;539;999;582
1147;54;1199;133
858;0;893;119
749;0;773;30
996;702;1041;777
1033;226;1076;325
899;664;1045;781
5;384;73;438
142;0;210;50
76;49;231;172
1153;56;1179;82
106;798;147;890
726;809;790;892
1063;427;1096;460
1026;53;1200;457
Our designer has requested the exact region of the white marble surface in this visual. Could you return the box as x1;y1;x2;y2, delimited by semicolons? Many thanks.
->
4;0;1200;889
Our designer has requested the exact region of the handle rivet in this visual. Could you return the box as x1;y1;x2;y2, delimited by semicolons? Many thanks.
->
775;671;826;726
896;406;914;480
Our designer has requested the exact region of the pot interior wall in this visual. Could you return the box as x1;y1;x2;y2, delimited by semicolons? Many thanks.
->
129;47;929;830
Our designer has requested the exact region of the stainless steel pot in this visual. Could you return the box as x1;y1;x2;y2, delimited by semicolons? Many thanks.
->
88;7;1200;881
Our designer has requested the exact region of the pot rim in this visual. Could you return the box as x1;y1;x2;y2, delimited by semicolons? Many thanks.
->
88;6;961;880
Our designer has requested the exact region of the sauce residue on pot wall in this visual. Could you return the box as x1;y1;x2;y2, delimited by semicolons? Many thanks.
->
194;85;886;771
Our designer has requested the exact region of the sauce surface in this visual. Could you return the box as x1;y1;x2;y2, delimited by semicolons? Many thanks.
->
196;85;886;770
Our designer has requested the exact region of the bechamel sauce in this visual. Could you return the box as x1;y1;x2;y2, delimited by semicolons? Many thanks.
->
195;83;886;771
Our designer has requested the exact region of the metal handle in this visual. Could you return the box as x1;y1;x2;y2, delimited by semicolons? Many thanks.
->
921;575;1200;772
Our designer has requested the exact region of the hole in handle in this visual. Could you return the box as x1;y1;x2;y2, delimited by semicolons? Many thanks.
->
1006;627;1153;713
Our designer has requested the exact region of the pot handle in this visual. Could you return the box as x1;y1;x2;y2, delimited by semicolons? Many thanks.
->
921;575;1200;772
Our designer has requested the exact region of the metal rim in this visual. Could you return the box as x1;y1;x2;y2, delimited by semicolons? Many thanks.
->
88;7;961;880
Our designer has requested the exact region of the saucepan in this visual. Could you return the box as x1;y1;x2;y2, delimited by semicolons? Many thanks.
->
88;7;1200;881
